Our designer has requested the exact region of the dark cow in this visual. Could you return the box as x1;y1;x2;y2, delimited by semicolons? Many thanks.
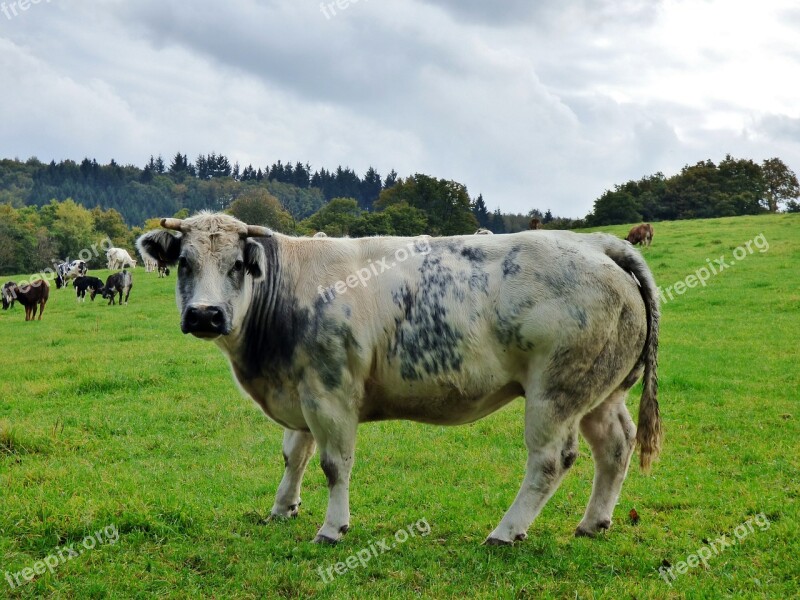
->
55;260;88;289
138;212;660;545
100;271;133;305
157;260;170;278
2;281;16;309
626;223;654;247
529;218;542;230
2;279;50;321
73;276;105;302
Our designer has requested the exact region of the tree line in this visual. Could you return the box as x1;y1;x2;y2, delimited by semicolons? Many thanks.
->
0;200;132;276
2;152;797;275
585;155;799;226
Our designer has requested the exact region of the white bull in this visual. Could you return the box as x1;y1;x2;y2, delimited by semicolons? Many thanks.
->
106;247;137;270
137;212;661;545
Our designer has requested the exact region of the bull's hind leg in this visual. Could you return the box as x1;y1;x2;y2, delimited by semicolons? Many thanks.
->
575;390;636;537
486;392;581;545
270;429;316;519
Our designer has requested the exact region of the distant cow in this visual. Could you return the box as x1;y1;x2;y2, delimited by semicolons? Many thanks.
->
529;218;542;230
138;212;661;545
474;228;493;235
2;279;50;321
142;255;169;276
107;247;137;270
313;232;328;238
626;224;654;247
100;271;133;305
73;276;105;302
143;257;158;272
55;259;88;289
2;282;16;309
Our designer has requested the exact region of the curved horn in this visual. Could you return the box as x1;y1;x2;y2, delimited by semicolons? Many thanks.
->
243;225;273;238
160;218;187;232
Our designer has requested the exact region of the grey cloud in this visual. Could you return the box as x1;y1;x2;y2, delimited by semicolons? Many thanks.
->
1;0;798;219
755;114;800;143
419;0;662;28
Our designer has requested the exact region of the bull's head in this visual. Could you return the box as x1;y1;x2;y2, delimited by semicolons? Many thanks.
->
136;212;270;339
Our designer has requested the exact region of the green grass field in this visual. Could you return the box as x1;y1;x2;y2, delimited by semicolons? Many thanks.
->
1;214;798;599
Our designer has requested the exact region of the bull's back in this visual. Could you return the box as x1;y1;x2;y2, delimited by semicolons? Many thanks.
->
353;232;647;421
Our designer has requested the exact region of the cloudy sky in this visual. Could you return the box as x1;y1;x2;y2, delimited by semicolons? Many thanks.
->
2;0;799;217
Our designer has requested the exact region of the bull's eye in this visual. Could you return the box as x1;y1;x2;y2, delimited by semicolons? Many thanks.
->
179;256;191;273
231;259;244;275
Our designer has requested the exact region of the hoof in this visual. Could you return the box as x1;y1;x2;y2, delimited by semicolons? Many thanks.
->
270;500;301;520
575;520;611;538
313;534;340;545
484;537;513;546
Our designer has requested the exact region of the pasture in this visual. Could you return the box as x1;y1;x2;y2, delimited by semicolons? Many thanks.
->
1;214;798;599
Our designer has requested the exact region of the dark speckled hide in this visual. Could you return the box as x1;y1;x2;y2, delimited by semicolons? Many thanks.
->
236;237;361;391
386;240;500;381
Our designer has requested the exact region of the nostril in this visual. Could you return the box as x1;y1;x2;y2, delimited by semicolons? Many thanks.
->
186;308;200;327
210;309;224;328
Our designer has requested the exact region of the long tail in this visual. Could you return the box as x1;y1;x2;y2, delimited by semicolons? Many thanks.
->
593;234;661;472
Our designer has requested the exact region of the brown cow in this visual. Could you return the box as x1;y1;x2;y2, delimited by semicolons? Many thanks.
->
626;223;654;247
1;279;50;321
529;218;542;230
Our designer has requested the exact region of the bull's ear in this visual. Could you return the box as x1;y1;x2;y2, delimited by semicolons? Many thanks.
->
244;239;266;280
136;230;182;265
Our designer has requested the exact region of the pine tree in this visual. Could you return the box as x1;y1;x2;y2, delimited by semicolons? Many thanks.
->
169;152;188;174
472;193;489;227
361;167;383;209
383;169;398;189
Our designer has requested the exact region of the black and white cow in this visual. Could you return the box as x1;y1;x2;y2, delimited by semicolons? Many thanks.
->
2;281;16;309
72;276;105;302
100;271;133;305
55;260;88;289
137;212;661;545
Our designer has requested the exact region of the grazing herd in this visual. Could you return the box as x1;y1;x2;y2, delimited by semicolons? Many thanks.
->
1;245;170;321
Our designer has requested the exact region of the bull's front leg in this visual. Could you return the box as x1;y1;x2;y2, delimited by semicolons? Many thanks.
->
270;429;316;519
300;391;358;544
